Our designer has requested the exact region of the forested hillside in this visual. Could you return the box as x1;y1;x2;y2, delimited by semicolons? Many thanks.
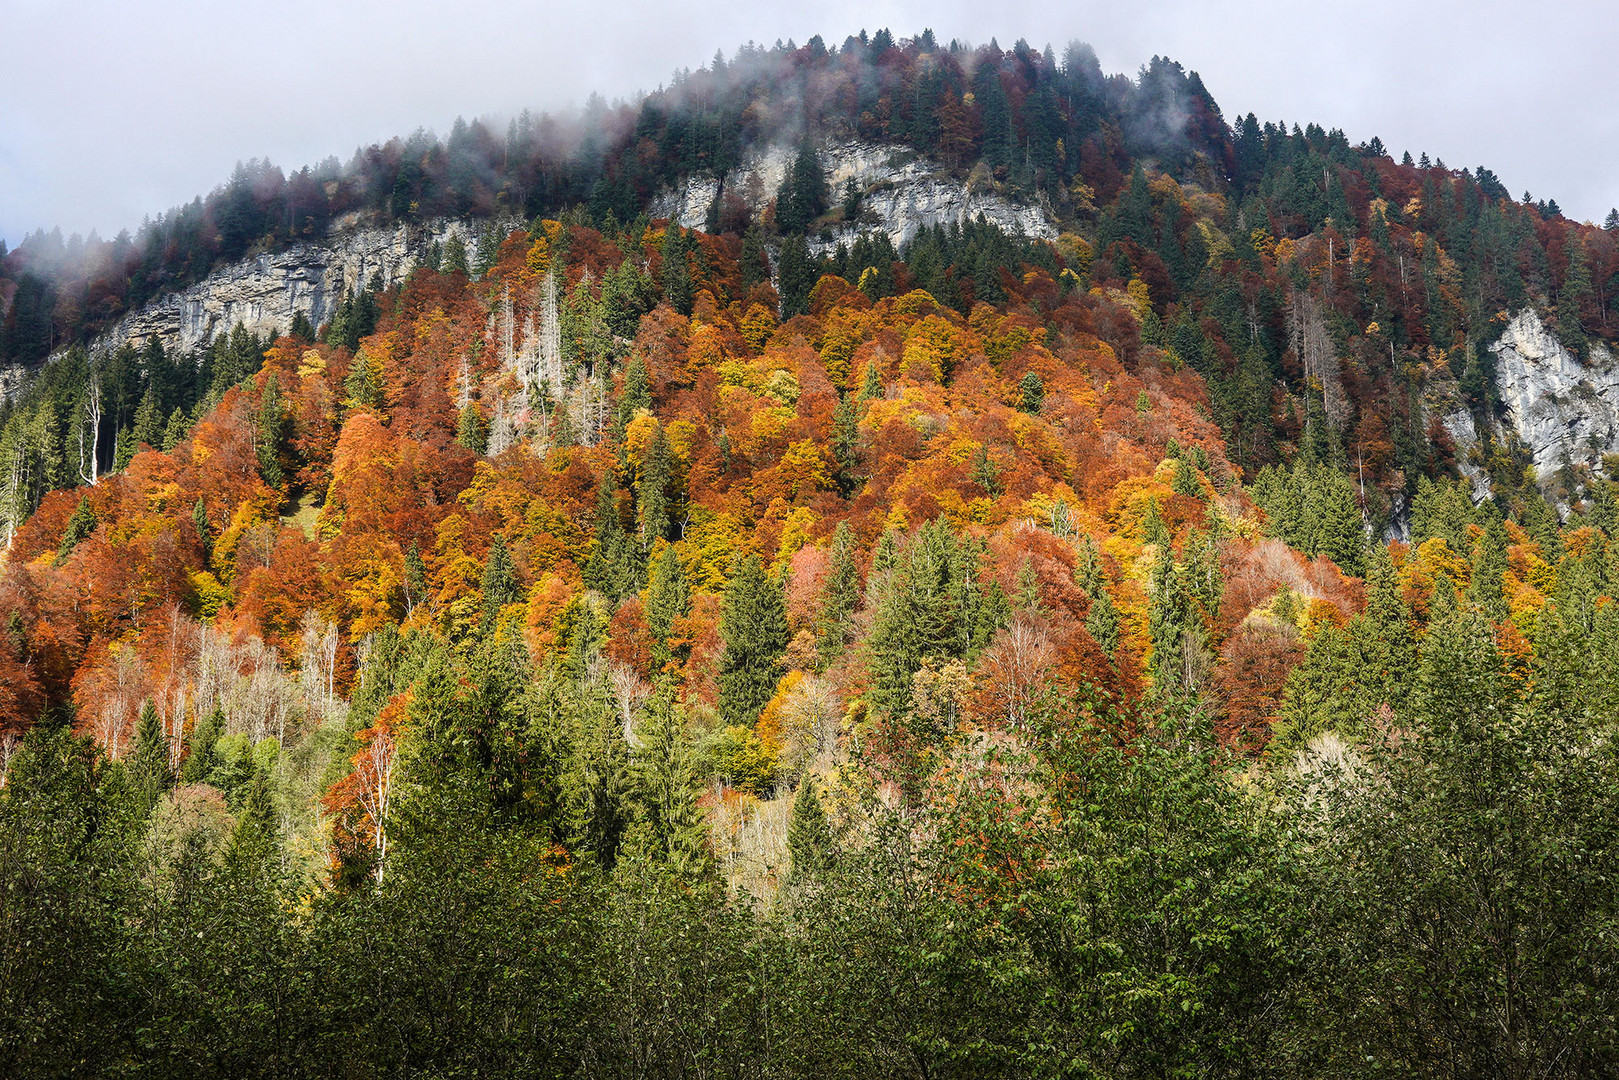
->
3;29;1619;1079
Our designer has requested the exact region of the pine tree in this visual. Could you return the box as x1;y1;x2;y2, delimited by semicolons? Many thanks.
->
1086;586;1122;657
584;469;638;601
660;226;694;315
717;554;790;726
404;541;429;615
815;522;862;667
180;707;223;785
1018;371;1045;413
786;776;834;880
1075;535;1104;596
255;375;290;489
645;545;690;673
637;422;670;549
1467;519;1511;621
1172;456;1203;499
778;235;816;320
455;402;487;455
160;408;187;451
775;139;828;234
1305;465;1366;574
442;232;471;275
480;534;519;634
1148;554;1202;698
620;356;652;422
859;356;884;402
226;769;278;869
127;700;172;815
625;684;714;881
54;497;96;565
830;394;859;491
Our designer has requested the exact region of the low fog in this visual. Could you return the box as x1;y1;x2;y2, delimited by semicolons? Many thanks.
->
3;0;1616;244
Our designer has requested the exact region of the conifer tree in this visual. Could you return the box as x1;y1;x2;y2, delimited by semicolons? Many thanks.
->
180;707;223;785
584;470;637;600
637;422;670;549
127;701;172;815
859;356;884;402
778;235;816;320
442;232;470;276
404;541;429;616
815;522;862;667
1019;371;1045;413
786;776;834;880
625;684;713;881
54;497;96;566
480;534;519;634
1172;456;1203;499
717;554;790;726
226;769;278;869
1467;519;1511;621
1086;586;1122;657
619;357;652;422
1148;554;1202;698
255;375;290;489
455;402;487;455
645;545;690;673
830;394;860;492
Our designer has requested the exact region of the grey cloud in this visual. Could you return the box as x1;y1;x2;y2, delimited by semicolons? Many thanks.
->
4;0;1618;245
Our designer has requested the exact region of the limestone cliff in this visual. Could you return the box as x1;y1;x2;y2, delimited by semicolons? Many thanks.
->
85;216;492;360
1441;308;1619;496
650;140;1058;252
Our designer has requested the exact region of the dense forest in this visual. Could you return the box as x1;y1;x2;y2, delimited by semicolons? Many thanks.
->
3;29;1619;1078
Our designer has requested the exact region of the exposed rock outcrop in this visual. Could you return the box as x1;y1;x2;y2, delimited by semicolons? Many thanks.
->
1439;308;1619;500
87;217;489;360
650;140;1058;251
1490;309;1619;481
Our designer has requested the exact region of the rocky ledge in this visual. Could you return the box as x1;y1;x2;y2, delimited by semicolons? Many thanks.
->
87;217;482;360
650;140;1058;252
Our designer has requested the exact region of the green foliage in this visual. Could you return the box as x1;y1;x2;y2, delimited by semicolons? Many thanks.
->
455;401;487;455
777;235;817;321
54;496;96;565
717;554;790;727
815;523;862;669
127;700;173;816
775;140;829;235
1018;370;1045;413
785;777;833;880
479;533;519;634
623;687;713;880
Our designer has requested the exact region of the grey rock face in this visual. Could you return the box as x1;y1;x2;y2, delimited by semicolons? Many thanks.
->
1489;308;1619;481
87;217;490;360
650;140;1058;252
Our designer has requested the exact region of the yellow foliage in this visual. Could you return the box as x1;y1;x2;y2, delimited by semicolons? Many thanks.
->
774;506;820;567
891;289;940;321
525;220;565;275
212;500;268;582
189;571;232;620
819;326;859;385
297;349;327;379
756;670;806;754
1126;279;1152;321
903;314;966;382
664;419;698;464
739;304;777;353
774;441;832;502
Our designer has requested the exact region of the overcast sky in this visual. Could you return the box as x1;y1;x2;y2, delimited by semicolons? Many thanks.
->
3;0;1616;247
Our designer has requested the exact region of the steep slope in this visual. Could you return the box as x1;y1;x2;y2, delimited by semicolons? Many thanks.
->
90;218;480;359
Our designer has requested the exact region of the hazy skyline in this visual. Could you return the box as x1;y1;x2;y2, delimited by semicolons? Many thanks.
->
4;0;1616;247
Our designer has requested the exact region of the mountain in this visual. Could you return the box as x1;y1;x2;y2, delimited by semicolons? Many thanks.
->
2;29;1618;1078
